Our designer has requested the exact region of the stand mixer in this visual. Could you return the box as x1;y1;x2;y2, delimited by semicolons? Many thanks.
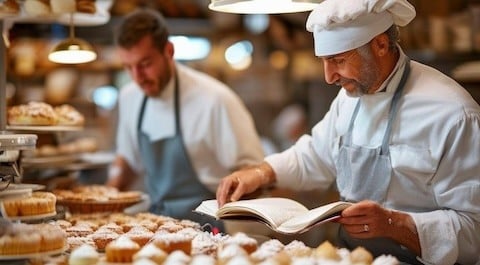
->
0;134;37;191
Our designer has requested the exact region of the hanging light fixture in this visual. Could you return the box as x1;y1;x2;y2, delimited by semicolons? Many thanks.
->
48;13;97;64
209;0;322;14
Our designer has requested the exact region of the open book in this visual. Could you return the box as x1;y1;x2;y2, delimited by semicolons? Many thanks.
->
194;197;352;234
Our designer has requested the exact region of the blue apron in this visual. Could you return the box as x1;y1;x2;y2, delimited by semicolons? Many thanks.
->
335;59;423;265
137;73;223;230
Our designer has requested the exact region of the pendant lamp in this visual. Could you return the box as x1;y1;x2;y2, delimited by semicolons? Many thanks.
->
48;13;97;64
209;0;322;14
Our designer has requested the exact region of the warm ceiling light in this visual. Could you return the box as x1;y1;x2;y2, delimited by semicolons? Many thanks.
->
48;14;97;64
209;0;322;14
48;38;97;64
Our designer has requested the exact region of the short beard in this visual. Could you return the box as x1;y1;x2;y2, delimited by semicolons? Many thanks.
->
341;44;380;97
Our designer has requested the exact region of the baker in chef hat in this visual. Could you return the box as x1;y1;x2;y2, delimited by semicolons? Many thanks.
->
306;0;416;57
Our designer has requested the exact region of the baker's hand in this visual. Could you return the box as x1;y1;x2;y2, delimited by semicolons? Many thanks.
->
337;200;394;238
216;162;276;207
337;200;421;256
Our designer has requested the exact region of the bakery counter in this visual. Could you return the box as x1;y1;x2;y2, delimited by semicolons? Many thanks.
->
0;185;400;265
1;210;401;265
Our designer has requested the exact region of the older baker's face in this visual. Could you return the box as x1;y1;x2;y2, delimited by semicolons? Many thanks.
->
321;43;381;97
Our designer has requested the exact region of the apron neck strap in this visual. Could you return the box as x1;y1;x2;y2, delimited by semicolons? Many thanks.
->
381;58;411;155
345;58;411;155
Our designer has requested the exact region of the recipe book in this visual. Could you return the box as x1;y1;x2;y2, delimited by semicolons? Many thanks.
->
194;197;352;234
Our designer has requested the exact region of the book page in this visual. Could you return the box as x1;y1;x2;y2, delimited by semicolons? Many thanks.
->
277;201;352;234
217;198;309;228
194;199;219;218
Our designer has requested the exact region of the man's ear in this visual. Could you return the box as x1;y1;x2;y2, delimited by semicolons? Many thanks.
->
164;41;175;58
370;34;390;57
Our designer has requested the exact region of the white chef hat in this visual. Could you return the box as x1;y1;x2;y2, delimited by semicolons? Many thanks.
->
306;0;416;56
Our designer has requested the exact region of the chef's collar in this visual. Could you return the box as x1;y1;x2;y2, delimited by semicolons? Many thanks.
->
373;46;407;94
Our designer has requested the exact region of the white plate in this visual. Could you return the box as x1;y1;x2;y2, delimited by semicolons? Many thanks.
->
1;210;57;221
6;183;45;191
22;155;78;166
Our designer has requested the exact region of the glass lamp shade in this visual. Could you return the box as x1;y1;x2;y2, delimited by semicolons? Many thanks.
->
209;0;321;14
48;37;97;64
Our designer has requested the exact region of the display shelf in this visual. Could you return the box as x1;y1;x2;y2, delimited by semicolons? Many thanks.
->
21;151;114;170
5;0;113;27
21;154;78;167
7;125;84;132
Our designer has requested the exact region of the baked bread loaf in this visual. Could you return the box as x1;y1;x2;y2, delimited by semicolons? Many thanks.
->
8;102;57;126
54;104;85;126
0;0;19;14
76;0;96;13
50;0;76;13
24;0;51;16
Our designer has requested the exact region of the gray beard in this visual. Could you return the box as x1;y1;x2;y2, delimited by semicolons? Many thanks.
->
345;89;364;98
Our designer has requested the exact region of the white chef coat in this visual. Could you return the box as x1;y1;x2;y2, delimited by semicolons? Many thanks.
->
116;62;264;192
266;50;480;265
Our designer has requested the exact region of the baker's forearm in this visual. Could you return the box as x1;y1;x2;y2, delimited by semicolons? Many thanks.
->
256;162;277;187
388;210;421;256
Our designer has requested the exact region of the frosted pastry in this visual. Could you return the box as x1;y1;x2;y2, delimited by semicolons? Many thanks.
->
222;232;258;254
162;250;191;265
350;246;374;264
105;235;141;263
68;244;99;265
133;243;167;264
313;241;340;260
190;254;216;265
24;0;51;16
